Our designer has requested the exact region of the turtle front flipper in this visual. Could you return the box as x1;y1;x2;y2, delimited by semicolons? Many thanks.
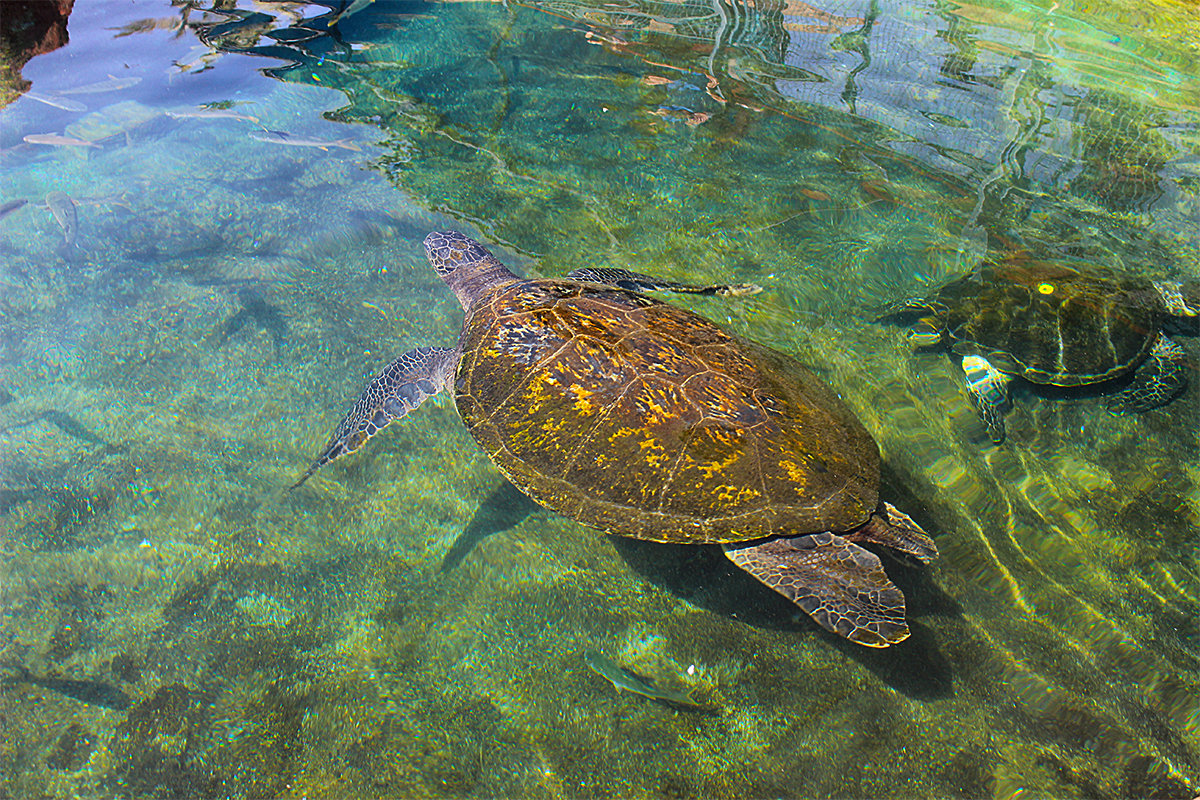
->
291;346;458;489
960;354;1011;444
1104;335;1187;414
567;267;761;297
722;533;911;647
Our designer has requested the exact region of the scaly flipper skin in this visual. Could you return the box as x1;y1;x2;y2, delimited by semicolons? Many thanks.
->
847;502;939;564
723;532;911;647
1105;336;1187;414
567;267;762;297
960;354;1010;444
292;346;458;489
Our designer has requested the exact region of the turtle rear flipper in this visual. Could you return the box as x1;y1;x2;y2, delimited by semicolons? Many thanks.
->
846;502;938;563
723;533;911;647
292;346;458;489
567;267;761;297
1105;335;1187;414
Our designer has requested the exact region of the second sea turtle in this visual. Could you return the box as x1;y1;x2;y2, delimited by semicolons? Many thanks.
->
295;231;938;647
878;260;1198;443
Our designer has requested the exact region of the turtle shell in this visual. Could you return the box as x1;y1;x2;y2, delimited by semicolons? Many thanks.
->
453;279;879;545
929;262;1164;386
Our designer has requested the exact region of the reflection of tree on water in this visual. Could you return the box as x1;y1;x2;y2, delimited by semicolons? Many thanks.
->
1068;91;1170;212
190;0;1188;224
531;0;1184;242
0;0;75;109
193;0;1189;266
0;0;330;111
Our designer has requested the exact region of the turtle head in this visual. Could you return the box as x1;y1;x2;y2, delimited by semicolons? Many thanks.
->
423;231;520;310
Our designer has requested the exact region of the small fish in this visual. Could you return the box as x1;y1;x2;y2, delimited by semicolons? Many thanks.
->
860;179;898;205
332;0;376;24
6;409;108;446
799;188;831;202
166;108;259;123
4;667;132;710
110;17;184;37
57;76;142;95
60;193;132;213
170;45;219;74
23;92;87;112
45;191;78;249
23;133;99;148
0;198;28;220
649;106;711;126
248;130;361;151
583;651;717;713
39;410;109;446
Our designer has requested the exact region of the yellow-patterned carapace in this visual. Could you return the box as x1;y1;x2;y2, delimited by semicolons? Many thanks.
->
457;277;879;542
299;232;939;648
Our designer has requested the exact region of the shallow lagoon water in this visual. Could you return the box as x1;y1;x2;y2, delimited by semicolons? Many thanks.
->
0;0;1197;797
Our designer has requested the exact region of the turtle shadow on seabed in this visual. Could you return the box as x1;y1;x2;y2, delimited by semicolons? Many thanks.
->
445;479;960;700
441;480;543;572
608;534;959;702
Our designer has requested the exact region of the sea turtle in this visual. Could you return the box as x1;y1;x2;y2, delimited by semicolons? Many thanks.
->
878;260;1199;443
294;231;938;647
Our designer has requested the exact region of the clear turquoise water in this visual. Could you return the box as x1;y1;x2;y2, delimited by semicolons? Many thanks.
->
0;0;1197;797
